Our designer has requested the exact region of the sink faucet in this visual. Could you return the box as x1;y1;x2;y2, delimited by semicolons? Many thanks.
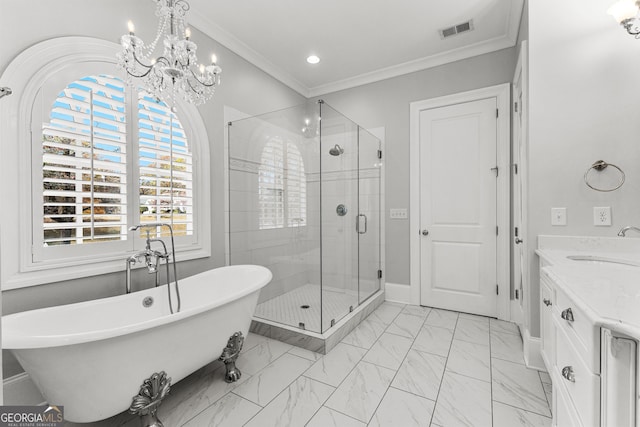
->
617;226;640;237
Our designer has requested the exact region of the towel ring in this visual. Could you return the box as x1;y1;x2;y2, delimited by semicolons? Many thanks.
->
584;160;625;192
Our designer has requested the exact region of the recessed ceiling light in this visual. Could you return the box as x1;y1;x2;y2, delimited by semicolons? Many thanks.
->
306;55;320;64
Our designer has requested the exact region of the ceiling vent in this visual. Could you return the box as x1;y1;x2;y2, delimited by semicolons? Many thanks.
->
439;20;474;39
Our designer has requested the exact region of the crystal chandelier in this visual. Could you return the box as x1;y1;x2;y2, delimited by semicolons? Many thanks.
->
117;0;221;107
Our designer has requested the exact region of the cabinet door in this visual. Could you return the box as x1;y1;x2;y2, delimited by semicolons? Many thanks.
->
541;280;555;370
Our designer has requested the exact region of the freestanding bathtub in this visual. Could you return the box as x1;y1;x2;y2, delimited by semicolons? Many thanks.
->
2;265;272;423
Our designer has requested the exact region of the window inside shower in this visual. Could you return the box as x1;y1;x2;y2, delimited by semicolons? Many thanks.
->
227;100;381;334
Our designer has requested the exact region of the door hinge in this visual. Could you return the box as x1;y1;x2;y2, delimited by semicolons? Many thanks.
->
377;149;382;159
496;284;499;295
490;166;498;177
377;269;383;279
514;102;518;113
496;226;499;236
514;163;518;175
496;108;499;118
515;289;520;299
515;226;519;237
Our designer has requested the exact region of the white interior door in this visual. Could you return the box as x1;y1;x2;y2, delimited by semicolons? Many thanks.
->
511;42;528;328
419;98;498;316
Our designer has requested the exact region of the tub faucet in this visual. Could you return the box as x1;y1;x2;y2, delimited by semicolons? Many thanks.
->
126;223;181;313
617;226;640;237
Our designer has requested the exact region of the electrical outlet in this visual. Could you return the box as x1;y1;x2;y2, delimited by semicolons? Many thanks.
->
551;208;567;226
390;208;408;219
594;207;611;226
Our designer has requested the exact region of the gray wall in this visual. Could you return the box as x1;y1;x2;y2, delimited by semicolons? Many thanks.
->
314;47;519;286
526;0;640;337
1;0;304;377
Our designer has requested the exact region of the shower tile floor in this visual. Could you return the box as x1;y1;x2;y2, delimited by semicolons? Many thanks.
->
254;284;360;332
67;302;552;427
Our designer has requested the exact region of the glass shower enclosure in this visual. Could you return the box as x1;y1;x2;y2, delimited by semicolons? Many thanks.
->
228;100;381;334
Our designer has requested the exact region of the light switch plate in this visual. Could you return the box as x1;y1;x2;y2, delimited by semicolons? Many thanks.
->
594;207;611;226
390;208;408;219
551;208;567;226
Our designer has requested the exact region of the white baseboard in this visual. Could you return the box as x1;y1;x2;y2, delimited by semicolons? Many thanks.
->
522;328;546;371
384;282;411;304
3;372;45;406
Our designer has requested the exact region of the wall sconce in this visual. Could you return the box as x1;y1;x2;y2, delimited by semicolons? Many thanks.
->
608;0;640;36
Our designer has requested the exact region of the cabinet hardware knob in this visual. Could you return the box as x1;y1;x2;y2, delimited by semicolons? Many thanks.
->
543;298;552;307
561;308;574;322
515;237;523;244
561;366;575;382
422;229;429;236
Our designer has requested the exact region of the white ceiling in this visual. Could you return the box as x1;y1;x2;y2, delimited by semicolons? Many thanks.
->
188;0;524;97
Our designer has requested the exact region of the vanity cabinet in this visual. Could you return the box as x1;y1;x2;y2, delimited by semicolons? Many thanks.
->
539;265;637;427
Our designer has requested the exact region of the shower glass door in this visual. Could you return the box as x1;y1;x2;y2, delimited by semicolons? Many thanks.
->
319;102;359;332
358;127;382;303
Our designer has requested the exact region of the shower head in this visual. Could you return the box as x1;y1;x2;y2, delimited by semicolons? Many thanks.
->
329;144;344;156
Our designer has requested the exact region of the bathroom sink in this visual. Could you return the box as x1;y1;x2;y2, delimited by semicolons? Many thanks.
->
566;255;640;267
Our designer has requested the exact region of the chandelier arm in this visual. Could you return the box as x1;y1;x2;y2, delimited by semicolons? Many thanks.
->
188;69;217;87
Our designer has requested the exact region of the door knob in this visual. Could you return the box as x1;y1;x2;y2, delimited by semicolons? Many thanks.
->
515;237;523;244
422;229;429;236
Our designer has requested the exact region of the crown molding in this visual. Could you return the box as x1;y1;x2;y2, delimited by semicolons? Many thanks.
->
190;0;523;98
188;13;311;97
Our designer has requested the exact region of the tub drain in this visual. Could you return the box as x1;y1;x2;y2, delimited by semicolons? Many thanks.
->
300;305;310;309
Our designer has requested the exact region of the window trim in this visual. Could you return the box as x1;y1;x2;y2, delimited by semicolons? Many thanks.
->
0;37;211;290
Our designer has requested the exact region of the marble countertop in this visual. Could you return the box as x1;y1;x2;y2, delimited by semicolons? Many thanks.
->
536;235;640;340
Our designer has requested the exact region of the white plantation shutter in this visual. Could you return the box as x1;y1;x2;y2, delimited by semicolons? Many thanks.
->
258;138;306;229
40;75;194;247
42;75;128;245
138;94;193;236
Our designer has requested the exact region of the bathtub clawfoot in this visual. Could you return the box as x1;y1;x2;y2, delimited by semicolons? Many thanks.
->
129;371;171;427
219;331;244;383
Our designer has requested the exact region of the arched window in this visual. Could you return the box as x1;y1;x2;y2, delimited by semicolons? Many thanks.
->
258;138;306;229
0;37;210;289
40;75;193;246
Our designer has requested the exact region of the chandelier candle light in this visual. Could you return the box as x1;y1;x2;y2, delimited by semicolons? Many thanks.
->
608;0;640;36
118;0;221;108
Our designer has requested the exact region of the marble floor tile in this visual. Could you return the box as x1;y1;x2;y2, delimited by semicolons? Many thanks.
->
385;312;425;338
155;362;251;427
303;342;367;386
182;393;261;427
446;339;491;382
453;318;490;346
401;304;432;319
412;325;454;357
232;353;314;406
493;401;552;427
368;387;435;427
340;316;387;349
490;318;521;336
362;332;413;370
492;358;551;417
491;330;525;364
305;407;366;427
424;308;459;330
432;371;492;427
392;349;446;400
368;302;404;325
458;312;490;325
287;346;323;362
236;338;293;375
324;361;396;423
243;332;270;352
243;376;334;427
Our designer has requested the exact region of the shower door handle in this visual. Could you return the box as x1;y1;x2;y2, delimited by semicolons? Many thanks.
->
356;214;367;234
